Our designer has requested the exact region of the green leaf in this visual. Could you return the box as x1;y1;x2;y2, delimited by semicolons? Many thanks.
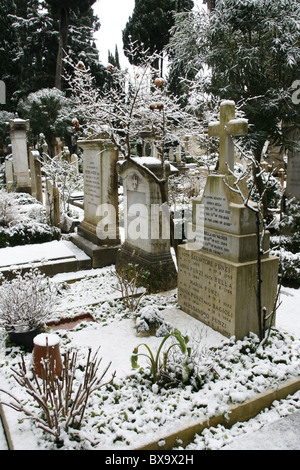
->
173;328;188;354
131;353;139;369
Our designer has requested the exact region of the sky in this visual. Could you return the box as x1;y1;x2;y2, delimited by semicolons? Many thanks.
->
92;0;204;68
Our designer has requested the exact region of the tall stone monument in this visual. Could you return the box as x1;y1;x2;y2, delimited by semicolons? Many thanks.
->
29;149;43;203
116;157;178;292
286;126;300;199
71;134;121;268
178;100;279;340
9;116;31;193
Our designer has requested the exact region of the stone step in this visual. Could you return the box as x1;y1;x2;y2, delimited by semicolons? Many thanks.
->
0;240;92;278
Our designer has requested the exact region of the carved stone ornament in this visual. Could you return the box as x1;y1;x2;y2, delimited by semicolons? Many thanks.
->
132;173;139;191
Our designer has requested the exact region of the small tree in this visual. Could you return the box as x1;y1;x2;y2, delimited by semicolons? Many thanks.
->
224;150;282;343
17;88;73;157
0;268;56;333
64;43;200;258
41;148;82;216
0;347;114;447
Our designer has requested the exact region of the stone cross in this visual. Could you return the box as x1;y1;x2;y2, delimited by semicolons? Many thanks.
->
208;100;248;174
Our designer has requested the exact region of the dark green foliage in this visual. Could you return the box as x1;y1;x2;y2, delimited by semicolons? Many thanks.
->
0;0;106;111
271;197;300;287
123;0;194;74
17;88;73;156
168;0;300;158
0;221;60;248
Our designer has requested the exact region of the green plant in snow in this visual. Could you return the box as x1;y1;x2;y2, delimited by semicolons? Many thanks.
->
131;328;190;385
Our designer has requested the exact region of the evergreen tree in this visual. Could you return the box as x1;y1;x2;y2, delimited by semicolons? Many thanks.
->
108;45;120;69
169;0;300;159
123;0;194;75
0;0;106;111
44;0;103;90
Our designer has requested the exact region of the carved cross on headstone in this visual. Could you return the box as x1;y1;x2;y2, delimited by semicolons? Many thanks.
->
208;100;248;174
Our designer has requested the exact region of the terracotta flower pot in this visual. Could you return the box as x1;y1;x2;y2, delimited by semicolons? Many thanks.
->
154;77;164;87
33;333;63;379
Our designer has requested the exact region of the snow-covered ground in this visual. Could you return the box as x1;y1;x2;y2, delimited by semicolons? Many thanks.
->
0;256;300;451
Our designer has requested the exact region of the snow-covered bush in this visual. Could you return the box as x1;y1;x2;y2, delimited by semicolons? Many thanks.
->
135;305;173;337
0;192;61;248
41;151;83;216
271;197;300;287
0;268;57;332
0;348;114;447
0;218;60;248
0;189;17;226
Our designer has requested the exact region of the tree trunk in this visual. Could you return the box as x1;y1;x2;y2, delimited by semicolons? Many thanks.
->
55;7;69;90
255;211;263;341
253;145;268;220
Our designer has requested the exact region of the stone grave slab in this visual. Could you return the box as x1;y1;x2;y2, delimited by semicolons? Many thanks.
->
178;101;279;340
9;117;31;193
71;134;121;268
116;157;178;292
0;240;91;278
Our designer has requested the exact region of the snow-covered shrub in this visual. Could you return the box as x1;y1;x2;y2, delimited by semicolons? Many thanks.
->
0;189;17;226
112;264;150;312
0;219;60;248
13;193;38;206
0;348;114;447
271;197;300;287
0;268;57;332
0;192;61;248
135;305;173;337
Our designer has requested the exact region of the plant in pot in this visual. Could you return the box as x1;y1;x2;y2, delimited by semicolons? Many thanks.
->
0;268;57;352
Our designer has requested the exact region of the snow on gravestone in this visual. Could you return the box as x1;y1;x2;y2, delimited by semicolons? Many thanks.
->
70;134;121;268
9;116;31;193
116;157;178;293
29;149;43;203
177;100;279;340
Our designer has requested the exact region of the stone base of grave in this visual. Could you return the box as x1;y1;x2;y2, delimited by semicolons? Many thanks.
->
71;233;121;268
116;242;177;293
15;184;31;194
177;244;279;340
77;221;121;247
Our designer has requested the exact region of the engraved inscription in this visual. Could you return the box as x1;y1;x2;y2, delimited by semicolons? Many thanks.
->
84;156;101;211
202;194;232;229
178;248;235;338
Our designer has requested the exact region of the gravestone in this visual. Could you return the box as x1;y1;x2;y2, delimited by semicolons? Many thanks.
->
286;126;300;199
71;154;79;175
62;146;71;162
9;116;31;193
45;179;60;227
29;149;43;203
5;158;14;192
116;157;178;292
71;134;121;268
178;100;279;340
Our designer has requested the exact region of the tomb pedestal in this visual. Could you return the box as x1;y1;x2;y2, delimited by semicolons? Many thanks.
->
178;175;279;340
116;157;178;292
9;117;31;193
178;101;278;340
71;135;121;268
